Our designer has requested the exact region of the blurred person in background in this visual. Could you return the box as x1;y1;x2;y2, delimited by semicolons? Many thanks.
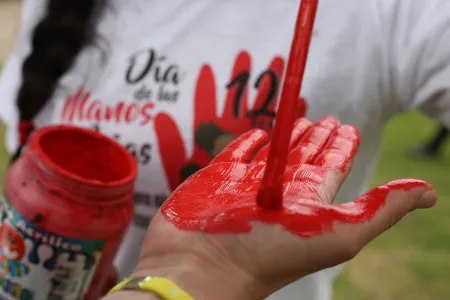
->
411;124;449;158
0;0;450;299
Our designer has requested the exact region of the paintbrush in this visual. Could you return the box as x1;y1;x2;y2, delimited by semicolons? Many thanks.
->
257;0;319;210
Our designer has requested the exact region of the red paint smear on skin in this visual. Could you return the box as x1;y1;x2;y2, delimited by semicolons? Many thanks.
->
161;117;432;236
257;0;319;210
162;170;430;237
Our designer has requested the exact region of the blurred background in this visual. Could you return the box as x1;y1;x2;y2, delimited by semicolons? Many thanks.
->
1;1;449;299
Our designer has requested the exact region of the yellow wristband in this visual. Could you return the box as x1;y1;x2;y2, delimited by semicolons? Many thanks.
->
108;276;195;300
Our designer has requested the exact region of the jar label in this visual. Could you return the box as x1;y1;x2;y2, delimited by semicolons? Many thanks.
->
0;196;104;300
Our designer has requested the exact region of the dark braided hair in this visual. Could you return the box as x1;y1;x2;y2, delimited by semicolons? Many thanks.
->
11;0;106;163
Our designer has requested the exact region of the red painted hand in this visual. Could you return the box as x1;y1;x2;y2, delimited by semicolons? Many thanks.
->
125;116;437;300
155;51;307;191
161;115;436;235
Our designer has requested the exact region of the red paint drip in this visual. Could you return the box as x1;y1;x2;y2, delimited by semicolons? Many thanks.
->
257;0;319;210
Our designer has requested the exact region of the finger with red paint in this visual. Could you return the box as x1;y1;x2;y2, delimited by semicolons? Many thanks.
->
209;129;269;164
210;117;316;165
311;122;361;204
287;116;341;166
252;117;313;163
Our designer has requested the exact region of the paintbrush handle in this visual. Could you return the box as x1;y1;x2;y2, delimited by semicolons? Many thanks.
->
257;0;319;210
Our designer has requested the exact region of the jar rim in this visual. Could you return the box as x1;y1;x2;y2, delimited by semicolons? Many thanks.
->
28;125;138;191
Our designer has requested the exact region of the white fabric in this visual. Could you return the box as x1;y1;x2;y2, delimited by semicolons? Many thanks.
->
2;0;450;299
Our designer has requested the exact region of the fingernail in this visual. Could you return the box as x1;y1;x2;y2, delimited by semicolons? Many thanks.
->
419;189;438;208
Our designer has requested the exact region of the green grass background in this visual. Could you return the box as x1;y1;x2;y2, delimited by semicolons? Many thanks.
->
334;112;450;300
0;112;447;299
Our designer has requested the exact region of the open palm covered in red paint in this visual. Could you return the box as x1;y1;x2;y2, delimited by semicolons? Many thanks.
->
129;116;437;300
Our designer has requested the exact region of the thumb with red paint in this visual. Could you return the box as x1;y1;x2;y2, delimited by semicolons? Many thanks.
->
339;179;437;249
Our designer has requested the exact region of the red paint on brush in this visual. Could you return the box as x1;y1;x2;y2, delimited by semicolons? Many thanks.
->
162;117;417;237
257;0;319;211
4;125;137;299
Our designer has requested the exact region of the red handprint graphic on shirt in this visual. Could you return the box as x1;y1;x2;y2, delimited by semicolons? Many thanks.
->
155;51;308;191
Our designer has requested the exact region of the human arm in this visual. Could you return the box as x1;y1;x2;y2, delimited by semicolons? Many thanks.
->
103;237;260;300
383;0;450;125
102;117;436;300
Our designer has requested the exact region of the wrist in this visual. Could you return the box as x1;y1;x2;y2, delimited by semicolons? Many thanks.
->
125;251;263;300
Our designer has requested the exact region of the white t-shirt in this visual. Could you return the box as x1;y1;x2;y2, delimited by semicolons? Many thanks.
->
2;0;450;299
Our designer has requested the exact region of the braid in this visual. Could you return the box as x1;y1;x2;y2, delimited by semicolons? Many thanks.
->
11;0;106;163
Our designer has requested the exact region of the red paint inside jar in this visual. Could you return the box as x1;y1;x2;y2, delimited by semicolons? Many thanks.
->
37;128;133;184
